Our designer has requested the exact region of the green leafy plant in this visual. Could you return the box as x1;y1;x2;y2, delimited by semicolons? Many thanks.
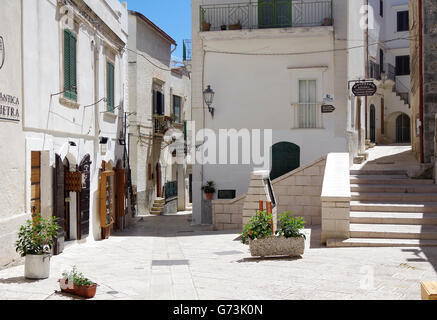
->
241;211;273;244
16;214;60;257
201;181;216;194
62;266;95;287
276;213;306;239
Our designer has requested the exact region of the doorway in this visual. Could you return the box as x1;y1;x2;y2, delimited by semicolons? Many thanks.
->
259;0;292;28
396;114;411;143
156;163;162;198
370;104;376;143
270;142;300;181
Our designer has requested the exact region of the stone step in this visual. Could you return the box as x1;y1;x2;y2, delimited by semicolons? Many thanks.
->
350;223;437;240
327;238;437;248
350;211;437;225
350;170;408;176
351;184;437;193
154;198;165;204
150;210;162;215
351;192;437;202
353;156;365;164
350;175;433;185
351;201;437;213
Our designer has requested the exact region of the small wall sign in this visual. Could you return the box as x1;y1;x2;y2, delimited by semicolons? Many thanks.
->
321;105;336;113
352;82;377;96
0;36;4;70
0;92;20;122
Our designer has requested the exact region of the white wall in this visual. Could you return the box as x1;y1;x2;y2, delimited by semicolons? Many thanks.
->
0;0;27;266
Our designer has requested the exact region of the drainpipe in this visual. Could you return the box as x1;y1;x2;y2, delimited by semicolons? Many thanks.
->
418;0;424;163
364;0;369;143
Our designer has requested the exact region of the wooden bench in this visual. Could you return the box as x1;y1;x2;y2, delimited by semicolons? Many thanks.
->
421;282;437;300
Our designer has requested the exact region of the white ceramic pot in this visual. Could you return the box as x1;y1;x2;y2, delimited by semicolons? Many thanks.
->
24;254;51;280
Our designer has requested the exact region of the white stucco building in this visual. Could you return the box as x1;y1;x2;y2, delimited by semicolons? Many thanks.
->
128;11;192;216
366;0;411;145
190;0;369;224
18;0;129;257
0;0;26;266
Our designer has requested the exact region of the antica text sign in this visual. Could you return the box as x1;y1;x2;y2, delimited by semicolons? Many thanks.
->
0;91;20;122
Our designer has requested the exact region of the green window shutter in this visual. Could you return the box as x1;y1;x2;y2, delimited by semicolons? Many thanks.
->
63;30;77;101
107;61;115;112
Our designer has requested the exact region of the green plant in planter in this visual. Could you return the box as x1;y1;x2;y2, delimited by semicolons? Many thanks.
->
276;213;306;239
201;181;216;194
62;266;95;287
16;214;60;257
241;211;273;244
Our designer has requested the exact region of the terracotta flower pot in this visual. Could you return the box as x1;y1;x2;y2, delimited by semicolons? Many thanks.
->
205;192;214;200
76;284;97;299
202;22;211;31
228;23;242;30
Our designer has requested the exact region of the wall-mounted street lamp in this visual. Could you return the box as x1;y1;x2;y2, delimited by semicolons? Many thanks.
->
203;85;215;117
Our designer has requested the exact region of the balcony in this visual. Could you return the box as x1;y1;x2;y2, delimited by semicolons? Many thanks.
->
368;61;381;81
200;1;333;32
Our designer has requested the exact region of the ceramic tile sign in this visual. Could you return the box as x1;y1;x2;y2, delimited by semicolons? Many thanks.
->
0;92;20;122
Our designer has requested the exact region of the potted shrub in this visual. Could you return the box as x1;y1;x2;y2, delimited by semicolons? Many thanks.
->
242;211;306;258
221;24;227;31
201;181;216;200
16;214;60;280
59;266;97;299
323;17;333;26
200;8;211;31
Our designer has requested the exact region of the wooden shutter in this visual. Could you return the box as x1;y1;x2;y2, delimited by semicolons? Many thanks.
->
30;152;41;218
53;155;65;255
107;61;115;112
115;162;126;231
63;30;77;101
153;90;157;114
78;155;91;240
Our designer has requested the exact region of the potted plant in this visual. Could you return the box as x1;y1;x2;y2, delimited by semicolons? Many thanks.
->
16;214;60;280
221;24;227;31
59;266;97;299
241;211;306;258
229;20;242;30
201;8;211;31
323;17;333;26
201;181;216;200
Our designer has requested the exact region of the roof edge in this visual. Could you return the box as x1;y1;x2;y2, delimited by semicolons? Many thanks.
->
129;10;177;46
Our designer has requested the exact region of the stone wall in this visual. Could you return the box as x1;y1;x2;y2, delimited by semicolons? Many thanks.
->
272;156;327;226
212;194;245;231
212;156;327;231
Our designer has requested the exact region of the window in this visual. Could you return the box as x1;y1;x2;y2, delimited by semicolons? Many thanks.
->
63;30;77;101
153;89;165;115
396;55;410;76
106;61;115;112
298;80;317;128
397;11;409;32
173;95;182;123
379;0;383;17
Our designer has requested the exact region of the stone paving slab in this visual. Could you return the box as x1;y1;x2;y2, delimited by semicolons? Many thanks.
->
0;219;436;300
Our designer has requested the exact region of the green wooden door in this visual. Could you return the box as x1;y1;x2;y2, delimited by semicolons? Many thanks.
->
259;0;292;28
270;142;300;181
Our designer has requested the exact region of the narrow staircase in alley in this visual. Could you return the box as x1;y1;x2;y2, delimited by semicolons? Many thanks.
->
150;197;165;215
330;169;437;247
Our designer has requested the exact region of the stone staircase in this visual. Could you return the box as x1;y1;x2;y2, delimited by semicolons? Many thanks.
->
330;169;437;247
150;197;165;215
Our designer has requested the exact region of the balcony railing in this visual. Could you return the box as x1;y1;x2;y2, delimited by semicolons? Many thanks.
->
200;1;333;32
385;63;396;81
368;61;381;81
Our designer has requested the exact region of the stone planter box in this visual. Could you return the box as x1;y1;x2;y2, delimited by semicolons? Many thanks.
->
249;236;305;258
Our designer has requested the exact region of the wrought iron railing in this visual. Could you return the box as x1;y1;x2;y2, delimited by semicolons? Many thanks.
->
385;63;396;81
368;61;381;80
183;39;192;61
200;1;333;31
165;181;178;199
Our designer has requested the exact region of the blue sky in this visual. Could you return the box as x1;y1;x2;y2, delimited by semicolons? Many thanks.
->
122;0;191;62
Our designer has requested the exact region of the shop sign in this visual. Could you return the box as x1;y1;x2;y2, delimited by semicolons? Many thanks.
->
321;105;336;113
0;91;20;122
352;82;377;96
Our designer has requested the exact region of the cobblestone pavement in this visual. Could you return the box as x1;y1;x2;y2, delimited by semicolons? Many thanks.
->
0;214;436;300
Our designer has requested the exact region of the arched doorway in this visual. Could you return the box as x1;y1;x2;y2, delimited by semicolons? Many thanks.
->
369;104;376;143
396;114;411;143
270;142;300;181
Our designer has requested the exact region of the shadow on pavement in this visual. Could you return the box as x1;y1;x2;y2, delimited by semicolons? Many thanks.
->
0;276;38;284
